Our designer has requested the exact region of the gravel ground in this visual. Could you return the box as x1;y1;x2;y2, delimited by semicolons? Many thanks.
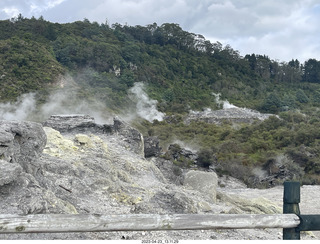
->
219;184;320;239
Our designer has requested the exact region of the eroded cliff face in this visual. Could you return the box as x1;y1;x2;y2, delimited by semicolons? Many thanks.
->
1;115;312;240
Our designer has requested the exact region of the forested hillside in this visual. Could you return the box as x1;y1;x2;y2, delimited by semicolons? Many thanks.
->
1;15;320;186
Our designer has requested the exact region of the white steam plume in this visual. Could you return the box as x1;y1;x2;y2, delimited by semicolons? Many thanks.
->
129;82;165;122
0;93;37;121
0;90;113;124
39;89;112;124
0;82;165;124
212;92;237;109
0;79;166;124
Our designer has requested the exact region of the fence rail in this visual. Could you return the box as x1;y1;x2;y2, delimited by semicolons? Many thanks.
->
0;182;319;240
0;213;300;234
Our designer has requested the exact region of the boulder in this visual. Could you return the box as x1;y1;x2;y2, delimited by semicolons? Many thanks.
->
183;170;218;202
0;160;23;186
144;136;161;157
0;120;46;171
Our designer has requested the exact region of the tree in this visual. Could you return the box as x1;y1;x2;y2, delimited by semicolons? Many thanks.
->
289;59;300;69
296;89;309;103
245;54;257;70
303;59;320;83
312;89;320;104
282;93;296;110
44;24;57;40
17;13;24;22
197;148;216;168
260;93;282;113
256;55;271;80
280;61;302;83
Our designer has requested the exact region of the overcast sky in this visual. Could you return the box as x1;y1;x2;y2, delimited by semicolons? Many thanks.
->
0;0;319;63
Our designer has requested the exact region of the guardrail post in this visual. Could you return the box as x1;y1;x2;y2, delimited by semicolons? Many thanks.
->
283;181;301;240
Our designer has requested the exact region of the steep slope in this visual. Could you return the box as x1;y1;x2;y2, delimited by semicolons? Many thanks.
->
0;37;65;101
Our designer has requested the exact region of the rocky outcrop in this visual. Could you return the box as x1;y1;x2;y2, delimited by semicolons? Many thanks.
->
164;144;198;167
113;117;144;156
0;120;46;171
0;120;59;216
43;115;144;156
255;154;305;187
43;114;95;131
43;114;111;134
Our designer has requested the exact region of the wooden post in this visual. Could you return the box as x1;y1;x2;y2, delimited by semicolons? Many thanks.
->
283;181;301;240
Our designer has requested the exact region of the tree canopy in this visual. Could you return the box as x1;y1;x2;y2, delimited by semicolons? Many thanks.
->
1;16;320;112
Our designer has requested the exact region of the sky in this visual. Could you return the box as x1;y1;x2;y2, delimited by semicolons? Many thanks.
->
0;0;320;63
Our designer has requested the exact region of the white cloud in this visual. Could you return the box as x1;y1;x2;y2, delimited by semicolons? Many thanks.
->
1;7;19;18
0;0;66;19
28;0;67;15
79;0;190;26
190;0;320;61
47;0;66;8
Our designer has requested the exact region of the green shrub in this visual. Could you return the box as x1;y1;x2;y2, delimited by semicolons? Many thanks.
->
197;148;215;168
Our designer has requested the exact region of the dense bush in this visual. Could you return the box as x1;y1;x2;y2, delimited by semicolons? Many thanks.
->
140;109;320;185
197;148;216;168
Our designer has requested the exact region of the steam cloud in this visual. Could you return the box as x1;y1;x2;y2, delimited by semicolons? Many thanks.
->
0;93;37;121
38;89;112;124
212;92;237;109
0;89;112;124
129;82;165;122
0;80;165;124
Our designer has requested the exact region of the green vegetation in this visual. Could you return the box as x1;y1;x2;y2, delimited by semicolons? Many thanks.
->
1;15;320;186
142;111;320;186
4;16;320;112
0;37;64;100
